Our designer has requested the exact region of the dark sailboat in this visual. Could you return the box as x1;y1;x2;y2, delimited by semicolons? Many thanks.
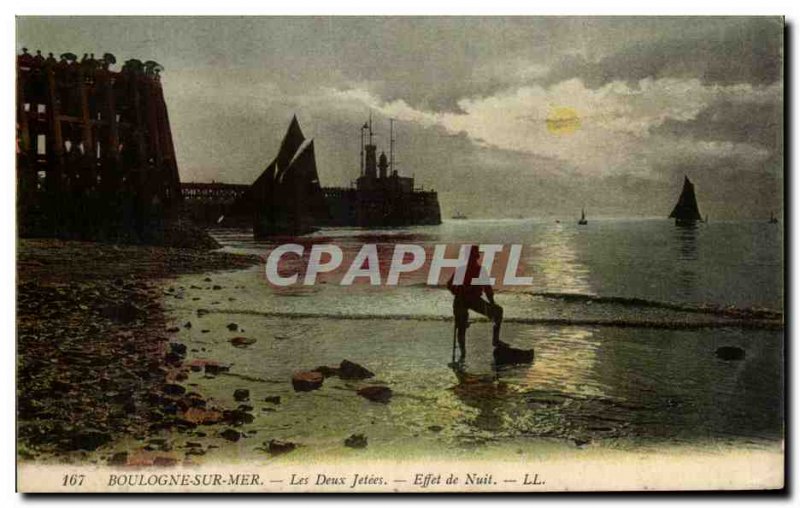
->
669;176;703;226
578;208;587;225
251;116;329;238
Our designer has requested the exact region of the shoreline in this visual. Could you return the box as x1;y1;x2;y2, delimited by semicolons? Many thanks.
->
16;238;784;469
16;239;261;462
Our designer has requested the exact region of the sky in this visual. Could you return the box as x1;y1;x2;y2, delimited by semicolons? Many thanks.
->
16;16;784;218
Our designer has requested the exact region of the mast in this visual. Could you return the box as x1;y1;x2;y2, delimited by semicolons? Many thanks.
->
368;111;373;147
389;118;395;175
360;123;365;176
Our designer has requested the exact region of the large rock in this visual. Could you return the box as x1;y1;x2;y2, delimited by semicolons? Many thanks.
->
357;385;393;403
493;344;534;365
339;360;374;380
233;389;250;401
292;371;324;392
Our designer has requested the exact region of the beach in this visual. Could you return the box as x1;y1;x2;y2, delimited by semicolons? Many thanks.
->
16;219;784;470
16;238;260;463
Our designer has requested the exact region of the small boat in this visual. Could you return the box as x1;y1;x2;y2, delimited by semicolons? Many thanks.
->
669;176;703;226
451;210;467;220
769;212;778;224
577;208;587;225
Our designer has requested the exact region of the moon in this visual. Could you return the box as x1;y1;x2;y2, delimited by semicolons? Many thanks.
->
546;107;581;135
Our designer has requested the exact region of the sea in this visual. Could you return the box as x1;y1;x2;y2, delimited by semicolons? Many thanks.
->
147;218;784;462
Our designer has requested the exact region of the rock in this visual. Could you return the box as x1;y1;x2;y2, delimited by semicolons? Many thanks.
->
163;384;186;396
213;285;222;290
223;409;254;425
313;365;340;378
267;439;296;455
716;346;746;361
230;336;256;348
204;277;212;282
183;322;192;329
182;407;223;425
205;363;230;376
233;389;250;401
238;404;254;412
428;425;444;433
344;433;367;449
164;352;183;366
357;385;393;403
153;456;178;467
108;451;128;465
70;430;112;451
493;344;534;365
263;396;281;404
339;360;374;380
170;342;187;357
227;323;239;331
197;309;209;317
292;371;324;392
220;429;241;442
166;326;181;333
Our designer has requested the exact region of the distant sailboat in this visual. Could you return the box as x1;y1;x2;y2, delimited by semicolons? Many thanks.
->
769;212;778;224
669;176;703;226
577;208;587;225
451;210;467;220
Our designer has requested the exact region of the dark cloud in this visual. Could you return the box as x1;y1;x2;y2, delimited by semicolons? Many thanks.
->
544;17;783;89
652;97;783;153
16;16;784;218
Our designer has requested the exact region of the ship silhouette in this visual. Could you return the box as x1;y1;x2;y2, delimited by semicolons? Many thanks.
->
669;176;703;226
251;116;329;237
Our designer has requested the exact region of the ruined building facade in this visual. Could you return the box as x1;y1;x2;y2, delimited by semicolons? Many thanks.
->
16;50;181;241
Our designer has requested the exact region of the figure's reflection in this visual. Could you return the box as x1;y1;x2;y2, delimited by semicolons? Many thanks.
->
674;222;699;261
448;357;532;434
673;223;699;299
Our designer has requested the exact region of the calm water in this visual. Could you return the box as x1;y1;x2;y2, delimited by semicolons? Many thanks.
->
213;218;784;313
140;218;784;462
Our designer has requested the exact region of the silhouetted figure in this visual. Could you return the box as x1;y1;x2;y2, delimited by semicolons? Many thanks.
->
447;245;504;361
